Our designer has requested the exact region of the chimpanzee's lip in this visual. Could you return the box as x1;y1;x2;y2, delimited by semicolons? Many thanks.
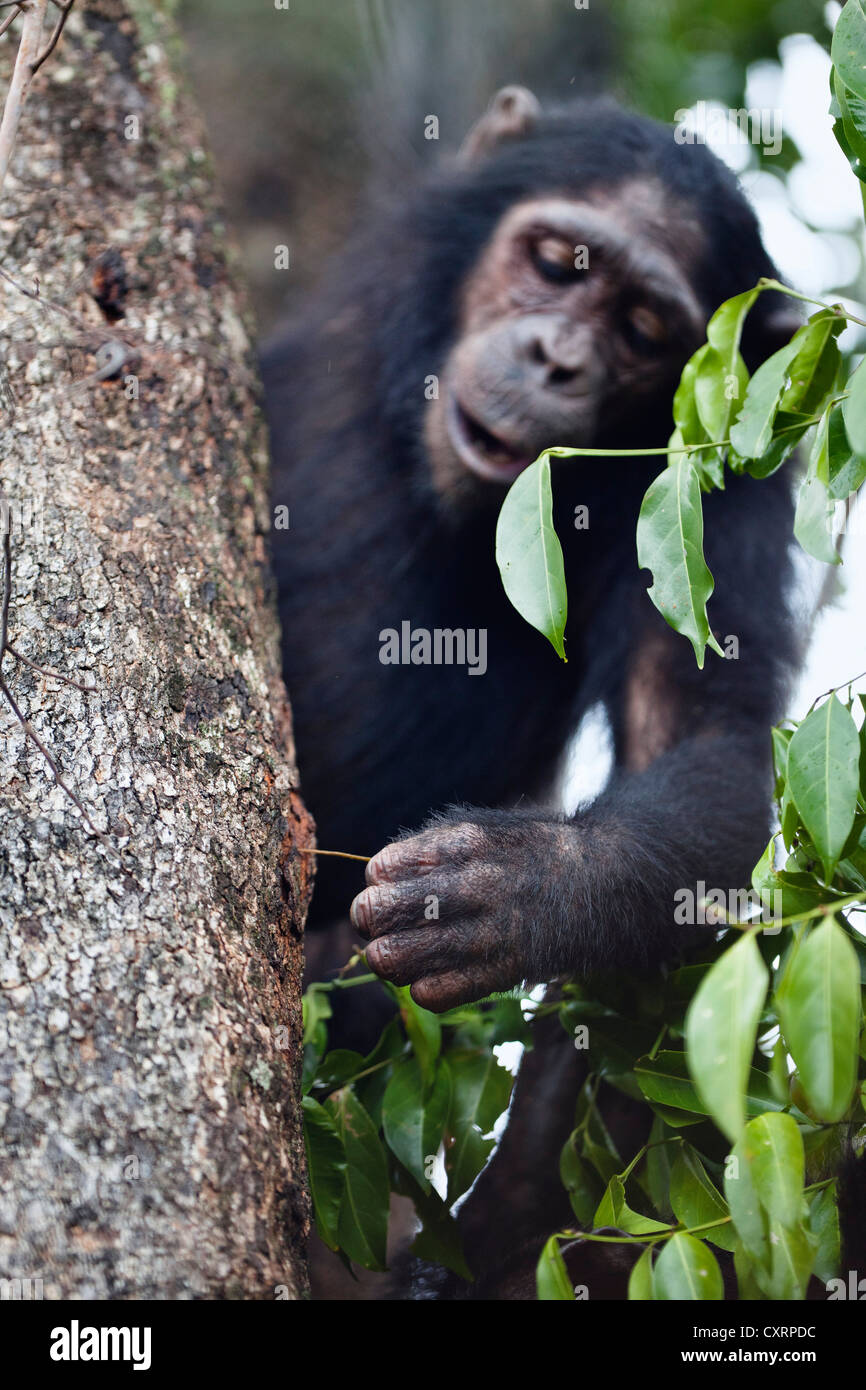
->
446;392;534;484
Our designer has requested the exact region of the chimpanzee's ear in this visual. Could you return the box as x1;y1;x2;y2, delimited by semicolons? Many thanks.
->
458;86;542;166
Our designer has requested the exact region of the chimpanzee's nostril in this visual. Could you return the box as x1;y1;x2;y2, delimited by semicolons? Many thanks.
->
548;364;578;387
529;338;547;366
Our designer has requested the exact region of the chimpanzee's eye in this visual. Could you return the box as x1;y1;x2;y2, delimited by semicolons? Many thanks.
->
531;235;581;284
626;303;669;352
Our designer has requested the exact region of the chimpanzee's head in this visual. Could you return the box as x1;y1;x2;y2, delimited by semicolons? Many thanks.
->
370;88;797;504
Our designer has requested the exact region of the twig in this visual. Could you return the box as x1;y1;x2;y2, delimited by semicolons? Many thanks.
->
0;261;82;330
6;644;95;693
298;847;371;863
0;9;24;41
0;0;47;195
0;673;114;852
32;0;74;75
0;502;11;671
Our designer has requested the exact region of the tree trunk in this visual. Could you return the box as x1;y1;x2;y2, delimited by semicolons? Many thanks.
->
0;0;313;1299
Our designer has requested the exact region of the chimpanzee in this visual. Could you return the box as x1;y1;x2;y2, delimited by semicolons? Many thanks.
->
262;89;832;1297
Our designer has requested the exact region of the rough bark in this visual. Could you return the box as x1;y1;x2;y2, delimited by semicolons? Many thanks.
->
0;0;314;1299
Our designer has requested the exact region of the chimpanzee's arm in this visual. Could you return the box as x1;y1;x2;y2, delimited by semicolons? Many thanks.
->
351;482;799;1012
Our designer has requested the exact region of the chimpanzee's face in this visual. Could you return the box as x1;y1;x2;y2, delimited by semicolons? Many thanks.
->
424;178;708;497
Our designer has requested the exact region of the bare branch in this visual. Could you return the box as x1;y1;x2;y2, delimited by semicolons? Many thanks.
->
0;495;11;671
0;0;47;194
0;9;25;46
6;644;96;693
32;0;74;75
0;674;114;852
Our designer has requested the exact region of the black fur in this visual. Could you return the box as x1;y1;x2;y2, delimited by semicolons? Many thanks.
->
261;99;854;1298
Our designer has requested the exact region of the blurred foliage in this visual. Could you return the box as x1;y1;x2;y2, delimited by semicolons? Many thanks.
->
608;0;830;118
177;0;834;331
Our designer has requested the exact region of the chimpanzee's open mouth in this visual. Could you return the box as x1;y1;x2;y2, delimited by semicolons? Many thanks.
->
446;393;534;484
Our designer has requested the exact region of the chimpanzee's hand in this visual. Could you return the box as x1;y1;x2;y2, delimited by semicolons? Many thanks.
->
349;813;578;1012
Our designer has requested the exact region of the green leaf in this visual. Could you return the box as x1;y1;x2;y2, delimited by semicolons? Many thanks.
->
652;1233;723;1301
725;1130;770;1263
410;1208;472;1282
536;1235;575;1300
769;1036;791;1108
685;933;769;1143
843;357;866;457
382;1056;451;1192
302;1095;347;1251
734;1243;766;1299
729;337;802;460
752;836;781;918
586;1017;659;1080
489;994;533;1046
774;870;852;918
302;1043;325;1097
772;726;793;788
670;1147;736;1252
302;982;333;1045
354;1015;405;1125
757;1218;817;1300
628;1246;656;1301
310;1049;365;1093
636;456;723;668
635;1051;706;1117
444;1050;514;1201
395;986;442;1082
778;918;862;1123
832;0;866;104
780;791;801;851
780;311;843;417
787;696;860;881
637;1048;795;1129
402;1176;472;1282
694;289;757;443
831;65;866;182
670;341;725;493
593;1175;671;1236
828;404;866;500
672;345;711;444
794;411;842;566
738;412;812;481
809;1183;841;1284
645;1117;676;1220
582;1136;623;1185
560;1131;605;1226
744;1112;805;1228
325;1086;390;1271
496;452;568;660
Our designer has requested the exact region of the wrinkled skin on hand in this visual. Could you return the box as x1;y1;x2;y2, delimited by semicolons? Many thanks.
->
350;811;579;1012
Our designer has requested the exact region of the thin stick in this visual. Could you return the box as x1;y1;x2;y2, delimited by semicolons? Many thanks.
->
6;643;96;693
0;504;11;673
0;10;23;40
0;673;114;852
0;0;47;194
297;848;371;863
32;0;74;75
